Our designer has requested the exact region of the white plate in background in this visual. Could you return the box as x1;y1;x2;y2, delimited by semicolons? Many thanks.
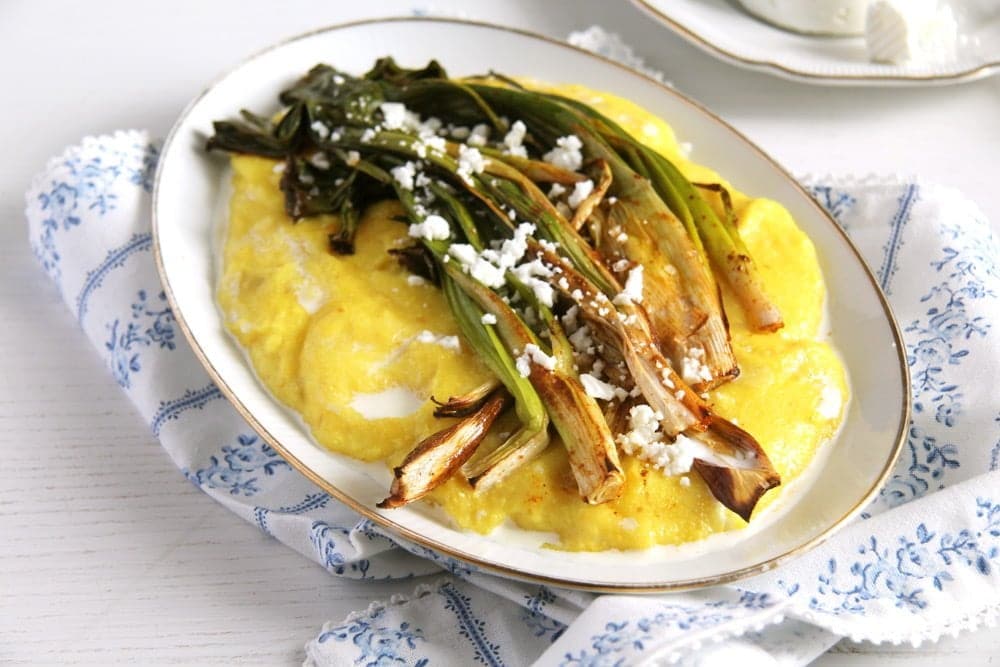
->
634;0;1000;85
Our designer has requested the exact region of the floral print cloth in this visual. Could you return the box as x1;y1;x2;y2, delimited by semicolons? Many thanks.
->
26;132;999;666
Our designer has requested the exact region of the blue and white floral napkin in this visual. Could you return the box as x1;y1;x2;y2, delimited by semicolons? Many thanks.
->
26;127;999;665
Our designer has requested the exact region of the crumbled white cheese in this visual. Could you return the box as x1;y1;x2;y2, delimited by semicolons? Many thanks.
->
580;373;618;401
568;324;594;356
548;183;567;199
661;370;675;390
515;343;557;377
272;162;285;174
680;346;713;385
391;161;417;191
567;179;594;209
408;214;451;241
418;134;447;156
679;476;691;487
345;150;361;166
611;259;631;273
457;145;487;184
309;152;331;170
498;223;534;268
467;123;491;147
543;135;584;172
446;243;476;265
511;259;555;307
613;265;644;306
448;243;506;288
310;121;330;140
616;405;700;475
481;313;498;325
502;120;528;158
360;128;375;143
406;275;427;287
378;102;422;131
561;305;580;332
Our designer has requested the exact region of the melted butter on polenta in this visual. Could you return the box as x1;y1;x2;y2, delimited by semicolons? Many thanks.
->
217;84;848;552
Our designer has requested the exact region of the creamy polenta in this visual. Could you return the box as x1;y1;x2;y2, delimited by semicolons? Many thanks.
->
217;84;848;551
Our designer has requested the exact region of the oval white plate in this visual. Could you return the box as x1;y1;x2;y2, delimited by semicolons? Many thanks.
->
154;18;908;591
634;0;1000;86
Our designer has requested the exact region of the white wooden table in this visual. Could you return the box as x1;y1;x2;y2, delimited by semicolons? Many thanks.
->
2;0;998;663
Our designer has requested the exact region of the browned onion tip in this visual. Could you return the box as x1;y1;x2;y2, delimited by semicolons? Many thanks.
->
431;380;502;418
378;392;509;509
691;416;781;522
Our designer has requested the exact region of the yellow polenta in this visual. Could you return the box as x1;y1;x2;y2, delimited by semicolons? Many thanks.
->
217;84;848;551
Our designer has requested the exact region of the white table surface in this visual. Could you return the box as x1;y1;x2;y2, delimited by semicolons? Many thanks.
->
2;0;998;664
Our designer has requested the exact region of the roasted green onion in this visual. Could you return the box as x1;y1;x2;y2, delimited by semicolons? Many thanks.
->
207;58;786;521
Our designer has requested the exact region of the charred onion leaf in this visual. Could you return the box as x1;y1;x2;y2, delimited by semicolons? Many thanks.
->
389;244;440;286
205;119;288;158
364;57;449;85
378;391;509;509
432;379;502;418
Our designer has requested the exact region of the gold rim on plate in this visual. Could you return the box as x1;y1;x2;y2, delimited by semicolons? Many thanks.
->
152;17;911;593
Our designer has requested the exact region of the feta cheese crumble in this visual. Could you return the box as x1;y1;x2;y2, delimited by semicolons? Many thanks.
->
567;179;594;209
457;144;487;184
680;346;713;385
378;102;420;131
481;313;498;325
467;123;491;147
580;373;619;401
309;152;331;170
391;161;417;191
511;259;555;307
408;214;451;241
543;135;584;172
616;404;700;475
502;120;528;158
515;343;557;377
613;265;644;306
310;121;330;140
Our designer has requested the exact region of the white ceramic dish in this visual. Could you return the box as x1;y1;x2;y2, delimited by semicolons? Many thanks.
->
153;18;908;592
634;0;1000;85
